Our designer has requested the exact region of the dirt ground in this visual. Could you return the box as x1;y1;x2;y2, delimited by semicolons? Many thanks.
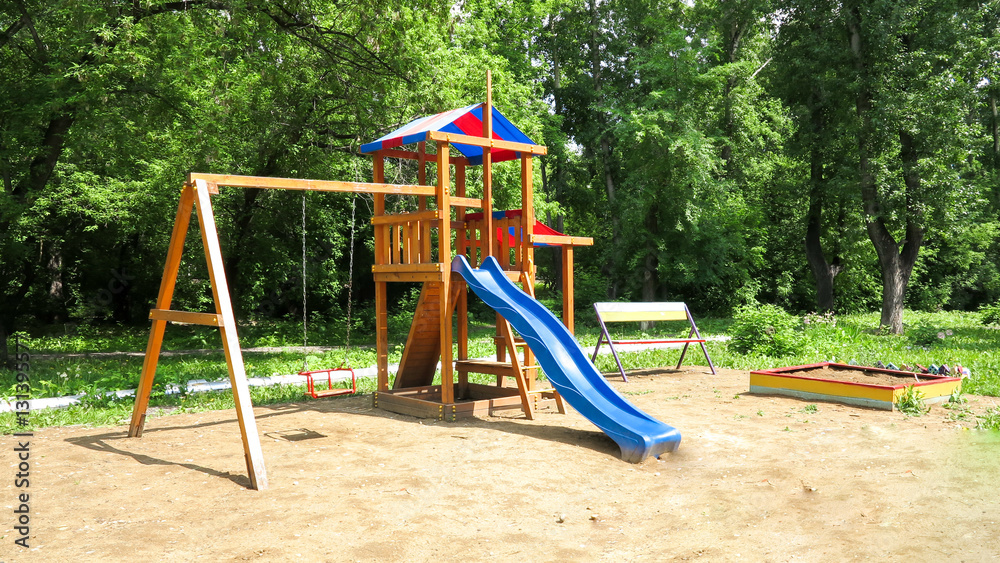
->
3;367;999;562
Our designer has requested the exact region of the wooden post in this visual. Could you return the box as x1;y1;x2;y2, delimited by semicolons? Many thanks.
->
437;141;454;404
456;163;468;261
417;141;431;262
192;179;268;490
562;245;575;333
373;153;390;391
520;154;535;288
482;70;494;259
129;184;195;437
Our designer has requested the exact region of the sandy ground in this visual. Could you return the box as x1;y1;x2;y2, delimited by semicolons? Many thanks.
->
2;367;999;562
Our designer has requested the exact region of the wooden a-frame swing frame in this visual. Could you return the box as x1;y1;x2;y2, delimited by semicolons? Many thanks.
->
127;174;457;491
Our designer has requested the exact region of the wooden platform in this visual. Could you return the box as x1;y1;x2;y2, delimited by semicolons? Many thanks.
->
374;384;560;422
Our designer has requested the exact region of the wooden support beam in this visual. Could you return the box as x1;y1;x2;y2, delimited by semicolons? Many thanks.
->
437;141;454;405
376;282;389;390
562;246;575;334
130;185;196;438
450;196;483;208
483;72;494;259
186;173;434;197
373;153;390;392
498;319;534;420
417;142;431;263
426;131;547;156
148;309;221;326
529;234;595;246
193;179;267;490
521;154;535;288
379;148;472;167
371;210;440;225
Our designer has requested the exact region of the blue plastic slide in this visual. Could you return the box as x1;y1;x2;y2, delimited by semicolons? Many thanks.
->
452;256;681;462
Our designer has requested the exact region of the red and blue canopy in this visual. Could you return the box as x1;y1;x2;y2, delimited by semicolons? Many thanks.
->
360;104;537;166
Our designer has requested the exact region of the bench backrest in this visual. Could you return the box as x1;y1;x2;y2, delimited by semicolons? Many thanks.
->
593;302;690;323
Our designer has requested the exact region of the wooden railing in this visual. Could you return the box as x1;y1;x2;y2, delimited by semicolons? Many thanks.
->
460;213;530;272
373;210;436;266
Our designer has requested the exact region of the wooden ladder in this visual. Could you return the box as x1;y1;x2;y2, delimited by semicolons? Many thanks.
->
393;282;443;389
454;277;565;419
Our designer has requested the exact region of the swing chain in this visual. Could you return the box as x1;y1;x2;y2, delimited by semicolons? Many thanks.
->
341;194;356;368
302;193;309;372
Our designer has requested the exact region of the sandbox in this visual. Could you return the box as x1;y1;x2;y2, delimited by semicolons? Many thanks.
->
748;361;962;410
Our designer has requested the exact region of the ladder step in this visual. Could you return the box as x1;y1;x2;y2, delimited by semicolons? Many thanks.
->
455;359;538;377
493;336;528;347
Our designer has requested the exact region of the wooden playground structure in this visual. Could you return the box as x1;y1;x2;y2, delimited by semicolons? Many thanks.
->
128;75;593;490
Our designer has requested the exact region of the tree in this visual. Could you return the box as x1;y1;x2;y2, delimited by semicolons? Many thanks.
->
773;0;983;331
0;0;442;365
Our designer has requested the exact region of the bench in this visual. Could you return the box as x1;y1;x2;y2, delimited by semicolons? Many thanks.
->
591;302;716;381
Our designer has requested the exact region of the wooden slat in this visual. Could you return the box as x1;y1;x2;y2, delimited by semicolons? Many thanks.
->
378;148;472;167
594;301;688;313
373;263;445;273
187;173;435;196
149;309;221;326
499;216;511;267
598;310;689;322
374;272;447;283
426;131;547;156
391;225;401;265
450;196;482;208
371;210;439;225
530;234;595;246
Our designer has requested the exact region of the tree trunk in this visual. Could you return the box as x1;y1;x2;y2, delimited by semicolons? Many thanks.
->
803;99;842;311
47;243;65;322
848;6;922;334
588;0;620;299
720;16;745;177
804;154;841;312
640;203;659;330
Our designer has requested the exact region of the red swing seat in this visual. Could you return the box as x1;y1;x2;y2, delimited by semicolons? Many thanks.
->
299;367;357;398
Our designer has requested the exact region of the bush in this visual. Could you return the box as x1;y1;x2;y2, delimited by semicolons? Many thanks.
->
981;302;1000;327
729;303;804;357
908;324;953;348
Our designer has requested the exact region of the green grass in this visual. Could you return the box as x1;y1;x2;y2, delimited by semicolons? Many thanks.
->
3;309;999;433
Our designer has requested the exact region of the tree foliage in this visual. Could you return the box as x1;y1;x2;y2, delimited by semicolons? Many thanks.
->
3;0;999;363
